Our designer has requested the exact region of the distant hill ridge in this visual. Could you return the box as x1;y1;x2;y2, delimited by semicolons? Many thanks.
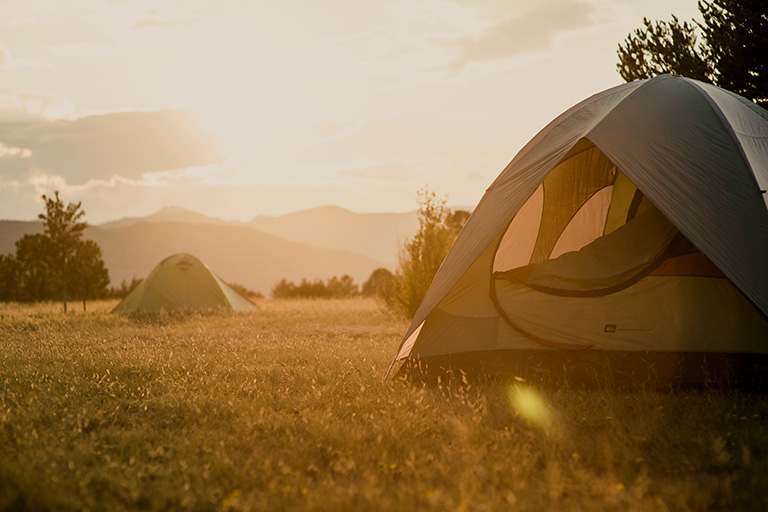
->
96;204;420;268
247;205;419;267
0;220;43;255
97;206;235;230
0;204;427;295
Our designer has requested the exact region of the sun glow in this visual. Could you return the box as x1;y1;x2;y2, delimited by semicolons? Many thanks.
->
1;0;705;223
164;21;335;163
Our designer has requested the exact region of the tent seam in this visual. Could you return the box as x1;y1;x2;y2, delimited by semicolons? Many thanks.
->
684;79;765;199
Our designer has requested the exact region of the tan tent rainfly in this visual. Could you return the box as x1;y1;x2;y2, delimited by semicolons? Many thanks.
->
113;253;256;313
388;75;768;384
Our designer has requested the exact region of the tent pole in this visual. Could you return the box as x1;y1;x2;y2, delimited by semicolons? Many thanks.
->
383;352;399;381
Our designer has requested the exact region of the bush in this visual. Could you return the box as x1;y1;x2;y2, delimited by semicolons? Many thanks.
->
362;268;396;297
379;189;469;318
108;277;143;299
271;275;359;299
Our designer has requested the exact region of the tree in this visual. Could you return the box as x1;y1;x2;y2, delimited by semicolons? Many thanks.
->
617;0;768;108
34;191;110;312
617;15;711;83
69;240;110;311
38;192;88;312
385;189;469;318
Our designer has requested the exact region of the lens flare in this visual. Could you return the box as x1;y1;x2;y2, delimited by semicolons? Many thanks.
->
508;384;555;431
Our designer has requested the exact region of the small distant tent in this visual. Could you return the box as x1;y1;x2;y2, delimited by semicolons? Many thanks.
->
112;253;256;313
388;75;768;385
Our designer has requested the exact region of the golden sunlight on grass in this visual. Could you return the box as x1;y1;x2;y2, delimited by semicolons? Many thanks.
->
1;298;767;511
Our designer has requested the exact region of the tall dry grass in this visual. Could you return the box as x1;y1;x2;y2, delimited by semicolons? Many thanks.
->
1;298;766;511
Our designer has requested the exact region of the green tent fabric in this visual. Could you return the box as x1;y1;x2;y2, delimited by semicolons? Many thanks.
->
388;75;768;384
112;253;256;313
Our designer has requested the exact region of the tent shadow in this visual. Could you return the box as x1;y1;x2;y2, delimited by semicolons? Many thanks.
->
395;351;768;392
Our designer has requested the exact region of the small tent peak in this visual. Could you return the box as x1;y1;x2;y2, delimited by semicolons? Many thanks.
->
176;258;192;271
159;252;199;265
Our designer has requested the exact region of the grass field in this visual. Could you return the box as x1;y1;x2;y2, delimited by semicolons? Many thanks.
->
1;298;766;511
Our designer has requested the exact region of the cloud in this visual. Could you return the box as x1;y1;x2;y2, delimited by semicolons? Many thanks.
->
336;160;412;181
0;109;225;185
0;91;75;121
130;6;197;30
0;11;35;29
0;177;21;193
441;1;599;71
76;1;197;32
0;142;31;159
310;118;363;143
133;15;195;30
22;162;226;202
0;43;34;71
49;42;115;58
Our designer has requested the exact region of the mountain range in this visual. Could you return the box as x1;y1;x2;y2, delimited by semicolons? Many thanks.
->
0;206;420;295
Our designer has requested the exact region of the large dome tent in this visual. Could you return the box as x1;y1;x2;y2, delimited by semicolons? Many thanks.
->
387;75;768;385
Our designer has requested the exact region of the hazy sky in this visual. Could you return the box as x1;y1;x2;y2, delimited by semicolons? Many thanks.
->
0;0;700;223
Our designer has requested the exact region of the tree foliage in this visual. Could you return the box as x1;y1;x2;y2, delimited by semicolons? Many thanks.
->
617;0;768;108
617;15;711;82
14;234;58;302
0;254;21;302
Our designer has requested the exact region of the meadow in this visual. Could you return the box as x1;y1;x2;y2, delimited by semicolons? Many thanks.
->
1;298;766;511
